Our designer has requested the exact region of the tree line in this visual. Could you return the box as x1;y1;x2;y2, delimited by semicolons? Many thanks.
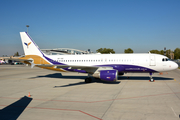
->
96;48;180;59
96;48;134;54
150;48;180;59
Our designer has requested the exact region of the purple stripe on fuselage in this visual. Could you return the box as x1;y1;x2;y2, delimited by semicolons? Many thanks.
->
96;64;157;73
63;64;157;74
43;55;66;65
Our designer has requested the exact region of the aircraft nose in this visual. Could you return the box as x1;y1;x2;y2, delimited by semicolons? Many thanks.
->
172;62;178;70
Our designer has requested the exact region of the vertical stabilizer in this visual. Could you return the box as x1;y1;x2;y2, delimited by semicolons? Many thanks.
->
20;32;43;56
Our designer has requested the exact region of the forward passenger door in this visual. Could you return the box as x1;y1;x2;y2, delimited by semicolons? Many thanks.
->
149;55;156;66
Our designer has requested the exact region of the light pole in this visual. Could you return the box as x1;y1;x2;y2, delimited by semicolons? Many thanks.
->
164;47;166;56
26;25;29;33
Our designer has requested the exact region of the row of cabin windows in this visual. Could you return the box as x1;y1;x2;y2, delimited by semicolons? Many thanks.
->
51;59;139;62
52;59;169;62
52;60;103;62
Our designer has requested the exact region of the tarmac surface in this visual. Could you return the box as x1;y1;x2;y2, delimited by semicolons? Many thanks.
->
0;65;180;120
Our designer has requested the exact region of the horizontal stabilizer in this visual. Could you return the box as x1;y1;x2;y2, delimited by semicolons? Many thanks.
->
9;58;33;62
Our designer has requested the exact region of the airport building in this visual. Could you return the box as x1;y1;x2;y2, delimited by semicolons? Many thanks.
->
0;48;93;64
41;48;93;55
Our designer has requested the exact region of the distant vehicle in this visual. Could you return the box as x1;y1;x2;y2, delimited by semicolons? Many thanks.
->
11;62;23;65
0;60;6;64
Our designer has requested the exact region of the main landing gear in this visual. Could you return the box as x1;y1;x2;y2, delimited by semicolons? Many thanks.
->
149;72;154;82
85;74;92;83
85;77;92;83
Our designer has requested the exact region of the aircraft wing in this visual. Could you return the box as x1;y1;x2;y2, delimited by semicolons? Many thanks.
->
36;64;114;74
37;64;99;69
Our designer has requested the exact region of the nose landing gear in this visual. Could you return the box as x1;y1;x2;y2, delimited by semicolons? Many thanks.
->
149;72;154;82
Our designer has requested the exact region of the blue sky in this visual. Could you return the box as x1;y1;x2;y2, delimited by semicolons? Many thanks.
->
0;0;180;56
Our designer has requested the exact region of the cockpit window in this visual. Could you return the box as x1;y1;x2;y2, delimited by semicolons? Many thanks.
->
167;58;171;61
162;58;170;62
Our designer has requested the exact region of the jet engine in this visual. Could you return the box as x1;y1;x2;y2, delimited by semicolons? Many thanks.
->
93;70;118;81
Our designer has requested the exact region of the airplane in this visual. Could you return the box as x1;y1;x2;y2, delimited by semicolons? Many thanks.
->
14;32;178;83
0;60;5;64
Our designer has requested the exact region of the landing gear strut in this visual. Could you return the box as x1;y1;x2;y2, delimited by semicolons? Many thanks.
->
149;72;154;82
85;74;92;83
85;77;92;83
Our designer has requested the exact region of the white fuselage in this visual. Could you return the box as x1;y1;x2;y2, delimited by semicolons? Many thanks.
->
45;53;178;73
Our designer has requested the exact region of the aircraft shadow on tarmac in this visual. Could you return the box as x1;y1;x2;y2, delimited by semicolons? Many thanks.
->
30;73;173;87
54;78;120;87
0;96;32;120
120;76;174;81
31;73;174;81
30;73;120;87
31;73;87;80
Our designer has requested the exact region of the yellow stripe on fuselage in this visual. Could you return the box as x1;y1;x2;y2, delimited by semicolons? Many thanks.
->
19;55;50;64
19;55;67;72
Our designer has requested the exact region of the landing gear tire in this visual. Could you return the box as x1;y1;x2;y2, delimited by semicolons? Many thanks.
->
149;72;154;82
85;78;92;83
150;78;154;82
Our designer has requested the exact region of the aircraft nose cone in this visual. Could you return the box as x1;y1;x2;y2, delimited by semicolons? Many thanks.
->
172;62;178;70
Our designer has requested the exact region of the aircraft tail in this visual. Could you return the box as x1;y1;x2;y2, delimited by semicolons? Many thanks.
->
20;32;43;56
